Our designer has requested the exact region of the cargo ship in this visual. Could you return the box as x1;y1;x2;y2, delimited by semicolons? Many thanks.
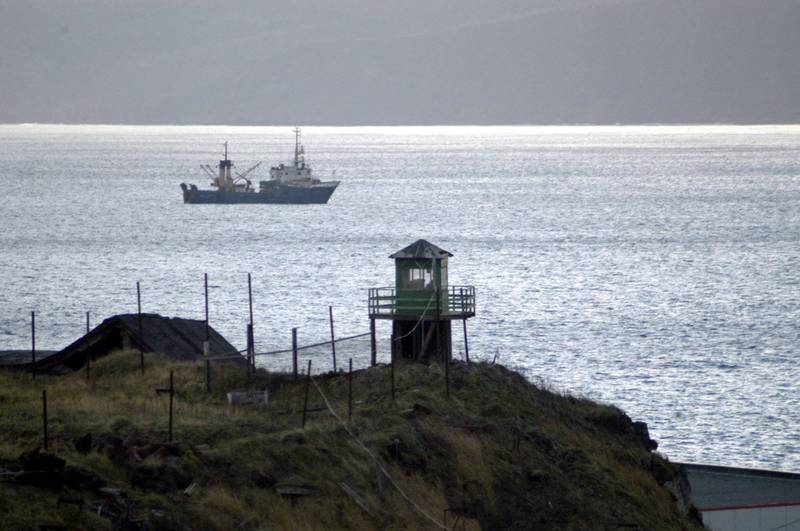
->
180;128;339;204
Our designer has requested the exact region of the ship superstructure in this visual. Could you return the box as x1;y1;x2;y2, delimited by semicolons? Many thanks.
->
269;127;313;182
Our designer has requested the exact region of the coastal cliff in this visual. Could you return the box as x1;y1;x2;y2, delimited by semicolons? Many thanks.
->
0;350;702;530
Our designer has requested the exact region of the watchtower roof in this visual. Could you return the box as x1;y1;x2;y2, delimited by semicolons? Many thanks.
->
389;239;453;260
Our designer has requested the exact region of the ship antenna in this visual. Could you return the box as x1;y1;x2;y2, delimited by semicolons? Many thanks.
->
224;141;228;161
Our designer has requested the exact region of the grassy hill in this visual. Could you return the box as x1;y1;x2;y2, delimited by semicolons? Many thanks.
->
0;350;702;530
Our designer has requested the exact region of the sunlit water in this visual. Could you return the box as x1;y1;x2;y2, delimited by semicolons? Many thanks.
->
1;124;798;471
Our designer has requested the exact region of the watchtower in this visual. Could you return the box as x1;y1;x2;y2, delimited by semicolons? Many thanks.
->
368;240;475;361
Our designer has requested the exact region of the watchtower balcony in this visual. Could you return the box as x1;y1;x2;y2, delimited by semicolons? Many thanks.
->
368;285;475;321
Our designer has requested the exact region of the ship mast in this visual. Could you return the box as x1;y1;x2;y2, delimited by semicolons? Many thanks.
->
293;127;301;167
217;141;234;190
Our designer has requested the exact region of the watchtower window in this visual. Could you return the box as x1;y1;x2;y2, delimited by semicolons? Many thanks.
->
403;266;432;290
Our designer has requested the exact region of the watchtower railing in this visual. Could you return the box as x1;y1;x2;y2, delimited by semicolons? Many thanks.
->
368;285;475;318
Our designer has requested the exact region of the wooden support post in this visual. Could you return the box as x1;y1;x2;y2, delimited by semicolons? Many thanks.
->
42;389;48;451
156;370;175;442
246;324;254;376
435;286;442;362
169;370;174;442
370;318;377;367
203;341;210;393
348;358;353;423
250;331;256;372
292;328;298;381
390;331;396;402
204;273;209;342
204;273;210;392
328;306;337;372
247;273;254;327
137;281;144;375
302;360;312;428
445;340;450;397
247;273;255;373
31;311;36;379
463;319;470;364
85;311;91;380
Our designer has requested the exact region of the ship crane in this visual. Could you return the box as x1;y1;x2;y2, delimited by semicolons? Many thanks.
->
234;161;262;188
200;164;218;183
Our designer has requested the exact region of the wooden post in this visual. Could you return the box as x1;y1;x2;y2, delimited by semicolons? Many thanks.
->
246;324;254;376
31;311;36;379
204;273;209;342
445;340;450;397
250;327;256;372
348;358;353;423
169;371;175;442
435;285;442;362
247;273;255;372
247;273;254;326
168;370;174;442
328;306;337;372
156;370;175;442
137;281;144;375
86;310;91;381
370;318;377;367
42;389;48;450
390;331;396;402
463;319;470;364
302;360;312;428
204;341;211;393
204;274;210;392
292;328;298;381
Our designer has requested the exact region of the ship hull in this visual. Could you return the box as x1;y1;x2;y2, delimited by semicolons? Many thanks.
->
181;182;338;204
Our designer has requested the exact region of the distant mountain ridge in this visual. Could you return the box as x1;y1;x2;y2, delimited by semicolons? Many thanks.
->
1;0;798;124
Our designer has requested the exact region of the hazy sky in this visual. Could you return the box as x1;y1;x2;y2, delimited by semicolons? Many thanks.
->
1;0;798;125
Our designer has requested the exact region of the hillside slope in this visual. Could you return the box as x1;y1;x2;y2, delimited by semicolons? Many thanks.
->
0;350;703;529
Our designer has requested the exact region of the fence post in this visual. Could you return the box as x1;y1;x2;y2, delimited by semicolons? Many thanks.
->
302;359;312;428
246;324;254;376
292;328;298;381
203;274;210;392
329;306;337;372
203;341;211;393
137;281;144;375
463;319;470;364
85;310;91;380
156;370;175;442
168;370;174;442
247;273;254;326
204;273;209;341
31;311;36;379
370;318;377;367
42;389;48;451
348;358;353;423
247;273;255;372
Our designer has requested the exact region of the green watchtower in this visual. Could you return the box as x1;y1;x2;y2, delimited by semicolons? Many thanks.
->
368;239;475;361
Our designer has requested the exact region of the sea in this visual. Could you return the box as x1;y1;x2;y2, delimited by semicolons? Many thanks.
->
1;124;798;471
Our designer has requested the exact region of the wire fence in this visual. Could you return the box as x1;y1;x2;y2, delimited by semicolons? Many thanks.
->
207;330;391;376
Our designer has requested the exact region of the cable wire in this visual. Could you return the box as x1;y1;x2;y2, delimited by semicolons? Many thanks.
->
310;374;449;530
